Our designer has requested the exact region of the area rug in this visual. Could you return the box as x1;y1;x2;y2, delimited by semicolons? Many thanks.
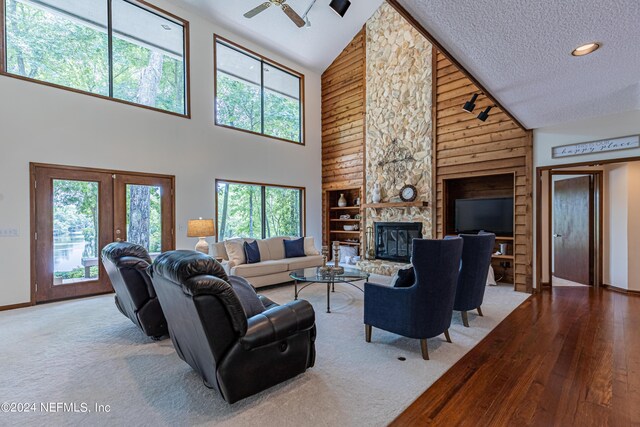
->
0;276;529;426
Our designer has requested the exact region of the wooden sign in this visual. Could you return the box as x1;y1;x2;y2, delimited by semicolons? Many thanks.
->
552;135;640;158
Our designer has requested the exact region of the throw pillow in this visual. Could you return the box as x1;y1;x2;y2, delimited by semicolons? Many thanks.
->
284;237;306;258
224;238;247;266
228;275;265;318
392;266;415;288
243;240;261;264
304;236;321;255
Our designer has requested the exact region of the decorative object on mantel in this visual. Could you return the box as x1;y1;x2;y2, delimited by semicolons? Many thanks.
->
372;183;382;203
399;184;417;202
552;135;640;158
187;218;216;254
338;193;347;207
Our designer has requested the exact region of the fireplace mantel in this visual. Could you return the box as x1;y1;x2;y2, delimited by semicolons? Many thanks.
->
362;201;429;209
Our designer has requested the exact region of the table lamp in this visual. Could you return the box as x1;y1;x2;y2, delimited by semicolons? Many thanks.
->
187;218;216;254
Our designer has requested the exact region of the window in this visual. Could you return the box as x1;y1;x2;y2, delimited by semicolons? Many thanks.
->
2;0;189;116
215;35;304;144
216;180;304;241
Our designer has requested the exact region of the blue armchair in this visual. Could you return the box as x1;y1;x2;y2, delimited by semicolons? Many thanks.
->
453;233;496;326
364;238;463;360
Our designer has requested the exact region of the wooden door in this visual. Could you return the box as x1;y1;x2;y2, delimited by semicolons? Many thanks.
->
33;166;114;302
113;174;175;255
32;165;175;303
553;176;593;285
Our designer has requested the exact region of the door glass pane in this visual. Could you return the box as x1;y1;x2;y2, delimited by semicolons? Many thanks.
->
126;185;162;254
53;180;99;284
215;42;262;133
265;187;302;238
263;64;301;143
216;182;263;240
111;0;186;114
5;0;109;95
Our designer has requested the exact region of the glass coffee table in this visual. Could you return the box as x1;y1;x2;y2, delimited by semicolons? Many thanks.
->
290;267;370;313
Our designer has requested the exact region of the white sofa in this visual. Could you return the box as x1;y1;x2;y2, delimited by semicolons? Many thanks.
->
211;236;323;288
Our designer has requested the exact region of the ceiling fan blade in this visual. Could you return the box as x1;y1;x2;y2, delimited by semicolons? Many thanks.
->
281;3;306;28
244;2;272;18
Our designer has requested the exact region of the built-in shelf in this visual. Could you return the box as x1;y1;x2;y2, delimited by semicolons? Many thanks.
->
329;230;361;235
361;201;429;209
330;206;361;211
330;219;362;222
336;241;360;246
495;236;514;241
492;255;514;260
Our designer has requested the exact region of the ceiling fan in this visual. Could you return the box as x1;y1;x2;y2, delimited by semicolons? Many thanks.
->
244;0;306;28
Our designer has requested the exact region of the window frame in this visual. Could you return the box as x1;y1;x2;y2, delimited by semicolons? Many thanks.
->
215;178;306;241
0;0;191;118
214;34;305;146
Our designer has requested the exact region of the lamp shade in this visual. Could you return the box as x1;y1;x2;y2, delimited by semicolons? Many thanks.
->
329;0;351;17
187;219;215;237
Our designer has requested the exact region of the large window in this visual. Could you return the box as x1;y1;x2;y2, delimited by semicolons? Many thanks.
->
214;35;304;144
2;0;188;116
216;180;304;241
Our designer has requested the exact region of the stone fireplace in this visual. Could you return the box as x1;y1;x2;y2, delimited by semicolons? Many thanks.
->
375;222;422;263
356;3;434;276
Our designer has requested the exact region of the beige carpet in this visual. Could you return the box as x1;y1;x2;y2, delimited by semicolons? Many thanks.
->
0;276;529;427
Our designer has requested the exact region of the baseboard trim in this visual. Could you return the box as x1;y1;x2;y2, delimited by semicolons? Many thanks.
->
602;284;640;296
0;302;33;312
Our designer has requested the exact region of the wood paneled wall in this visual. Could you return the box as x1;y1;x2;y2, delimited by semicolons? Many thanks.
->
321;28;366;191
434;50;533;292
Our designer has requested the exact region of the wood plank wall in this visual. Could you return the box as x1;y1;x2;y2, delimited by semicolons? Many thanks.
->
321;28;366;245
322;28;366;190
434;49;533;292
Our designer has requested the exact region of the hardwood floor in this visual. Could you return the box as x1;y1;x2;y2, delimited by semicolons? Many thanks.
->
392;287;640;426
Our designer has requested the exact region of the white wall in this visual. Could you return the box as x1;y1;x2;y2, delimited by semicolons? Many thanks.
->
626;163;640;291
533;109;640;289
606;164;629;288
0;0;322;307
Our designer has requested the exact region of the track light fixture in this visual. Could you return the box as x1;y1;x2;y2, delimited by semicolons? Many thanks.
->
463;93;479;113
329;0;351;17
477;106;493;122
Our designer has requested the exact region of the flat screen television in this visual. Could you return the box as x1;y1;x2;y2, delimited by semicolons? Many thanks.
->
454;197;514;236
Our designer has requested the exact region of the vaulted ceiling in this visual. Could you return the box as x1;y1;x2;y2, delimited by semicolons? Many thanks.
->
171;0;384;72
172;0;640;130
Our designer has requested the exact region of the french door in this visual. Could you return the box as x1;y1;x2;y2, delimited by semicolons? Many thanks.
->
31;164;175;303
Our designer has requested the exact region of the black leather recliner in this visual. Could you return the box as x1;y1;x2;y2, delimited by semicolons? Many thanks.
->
148;250;316;404
101;242;168;339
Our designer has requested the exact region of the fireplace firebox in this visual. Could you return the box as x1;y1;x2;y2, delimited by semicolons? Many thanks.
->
375;222;423;263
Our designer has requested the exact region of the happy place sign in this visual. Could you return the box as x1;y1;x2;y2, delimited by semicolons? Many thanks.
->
552;135;640;158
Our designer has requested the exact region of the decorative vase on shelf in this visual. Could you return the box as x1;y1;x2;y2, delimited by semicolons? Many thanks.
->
372;183;382;204
338;193;347;207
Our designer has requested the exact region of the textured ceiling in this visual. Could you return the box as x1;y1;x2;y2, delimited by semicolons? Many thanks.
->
397;0;640;129
170;0;384;73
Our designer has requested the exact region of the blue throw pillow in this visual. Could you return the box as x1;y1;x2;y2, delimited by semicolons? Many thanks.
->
284;237;306;258
228;275;265;318
243;240;261;264
393;267;415;288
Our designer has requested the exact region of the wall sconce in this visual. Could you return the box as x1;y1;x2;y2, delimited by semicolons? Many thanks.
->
463;93;479;113
477;106;494;122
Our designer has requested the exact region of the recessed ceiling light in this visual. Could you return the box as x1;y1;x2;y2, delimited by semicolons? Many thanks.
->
571;42;600;57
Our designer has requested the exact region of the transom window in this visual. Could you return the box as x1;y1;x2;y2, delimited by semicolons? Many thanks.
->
1;0;189;116
216;180;305;241
214;35;304;144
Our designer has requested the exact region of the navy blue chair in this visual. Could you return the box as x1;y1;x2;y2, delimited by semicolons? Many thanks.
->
454;233;496;327
363;238;463;360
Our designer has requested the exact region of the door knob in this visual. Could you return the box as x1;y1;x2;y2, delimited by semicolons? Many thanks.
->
553;234;562;238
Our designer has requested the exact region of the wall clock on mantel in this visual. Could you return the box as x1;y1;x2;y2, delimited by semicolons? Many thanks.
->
399;184;417;202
